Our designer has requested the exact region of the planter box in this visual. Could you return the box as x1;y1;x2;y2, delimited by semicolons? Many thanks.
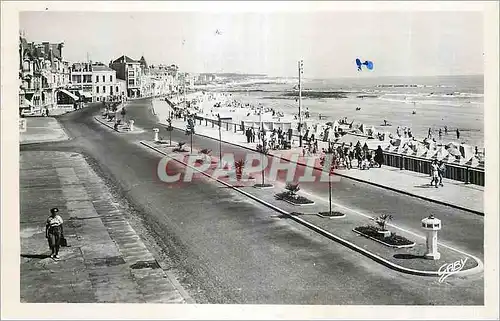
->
352;228;416;249
254;184;275;189
317;211;346;219
283;199;316;206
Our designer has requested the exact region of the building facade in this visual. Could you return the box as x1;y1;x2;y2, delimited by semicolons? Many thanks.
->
69;62;124;103
109;55;142;98
92;63;122;102
19;36;73;113
69;62;93;103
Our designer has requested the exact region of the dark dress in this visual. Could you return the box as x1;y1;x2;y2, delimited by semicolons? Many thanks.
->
374;147;384;166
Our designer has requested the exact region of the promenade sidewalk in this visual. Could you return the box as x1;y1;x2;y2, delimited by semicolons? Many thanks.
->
167;118;483;214
141;140;483;277
20;117;69;145
20;151;188;303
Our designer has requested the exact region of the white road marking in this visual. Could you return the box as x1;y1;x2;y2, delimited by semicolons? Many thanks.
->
296;186;483;266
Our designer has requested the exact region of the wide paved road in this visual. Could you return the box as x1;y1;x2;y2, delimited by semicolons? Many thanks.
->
21;99;483;304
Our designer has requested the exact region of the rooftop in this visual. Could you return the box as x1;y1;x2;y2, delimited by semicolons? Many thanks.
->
92;64;114;72
111;55;139;64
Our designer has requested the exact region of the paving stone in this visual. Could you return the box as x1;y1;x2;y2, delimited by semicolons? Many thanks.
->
20;151;186;303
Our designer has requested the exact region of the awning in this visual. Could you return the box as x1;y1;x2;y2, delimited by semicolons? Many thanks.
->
24;99;34;107
78;90;92;98
59;88;79;101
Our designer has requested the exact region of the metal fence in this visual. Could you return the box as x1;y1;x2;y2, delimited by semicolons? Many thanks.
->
381;151;484;186
187;114;485;186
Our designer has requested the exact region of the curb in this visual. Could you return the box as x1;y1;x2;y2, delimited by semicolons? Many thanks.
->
94;116;119;132
165;123;483;216
140;140;484;278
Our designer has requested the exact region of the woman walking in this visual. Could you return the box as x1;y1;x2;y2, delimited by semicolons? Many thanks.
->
374;145;384;168
46;208;64;260
430;160;439;188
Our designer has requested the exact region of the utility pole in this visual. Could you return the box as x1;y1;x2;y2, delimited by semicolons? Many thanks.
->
298;60;304;147
217;113;222;167
329;170;332;214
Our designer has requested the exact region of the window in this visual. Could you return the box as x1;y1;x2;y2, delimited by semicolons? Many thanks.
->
102;75;105;82
95;75;99;83
96;86;99;93
103;86;106;93
110;75;113;82
116;86;119;92
110;86;113;95
128;79;135;86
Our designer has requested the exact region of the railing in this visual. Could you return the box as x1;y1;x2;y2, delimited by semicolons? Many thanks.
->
380;151;484;186
166;99;486;187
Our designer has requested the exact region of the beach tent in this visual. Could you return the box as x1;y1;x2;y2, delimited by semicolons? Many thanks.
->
358;123;365;134
421;148;437;159
336;134;362;146
442;153;460;164
416;143;429;157
463;156;480;168
459;144;474;160
446;145;462;157
434;146;449;160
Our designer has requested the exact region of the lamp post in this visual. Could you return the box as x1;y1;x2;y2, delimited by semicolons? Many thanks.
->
298;60;304;147
217;113;222;167
260;104;265;186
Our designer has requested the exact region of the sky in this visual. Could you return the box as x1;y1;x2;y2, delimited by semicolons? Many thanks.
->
19;11;484;78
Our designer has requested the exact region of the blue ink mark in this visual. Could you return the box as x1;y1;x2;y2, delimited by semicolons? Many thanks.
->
356;58;374;71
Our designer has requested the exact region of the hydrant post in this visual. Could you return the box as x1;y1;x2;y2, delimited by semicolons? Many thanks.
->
421;215;441;260
153;128;159;142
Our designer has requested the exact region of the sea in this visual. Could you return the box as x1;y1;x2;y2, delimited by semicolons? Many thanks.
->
205;74;484;149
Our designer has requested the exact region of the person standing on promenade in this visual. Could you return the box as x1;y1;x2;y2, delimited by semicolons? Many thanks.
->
439;128;443;140
438;161;446;187
428;127;432;139
444;126;448;135
374;145;384;168
45;208;64;260
430;159;439;188
456;128;460;140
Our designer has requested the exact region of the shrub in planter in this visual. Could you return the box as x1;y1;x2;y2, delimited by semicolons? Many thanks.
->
234;159;254;180
374;214;393;237
274;183;314;205
285;183;300;197
195;148;212;164
354;225;414;247
173;141;188;152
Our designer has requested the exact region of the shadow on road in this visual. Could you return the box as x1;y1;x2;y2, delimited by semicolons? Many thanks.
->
414;184;435;189
393;253;426;260
21;254;51;259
